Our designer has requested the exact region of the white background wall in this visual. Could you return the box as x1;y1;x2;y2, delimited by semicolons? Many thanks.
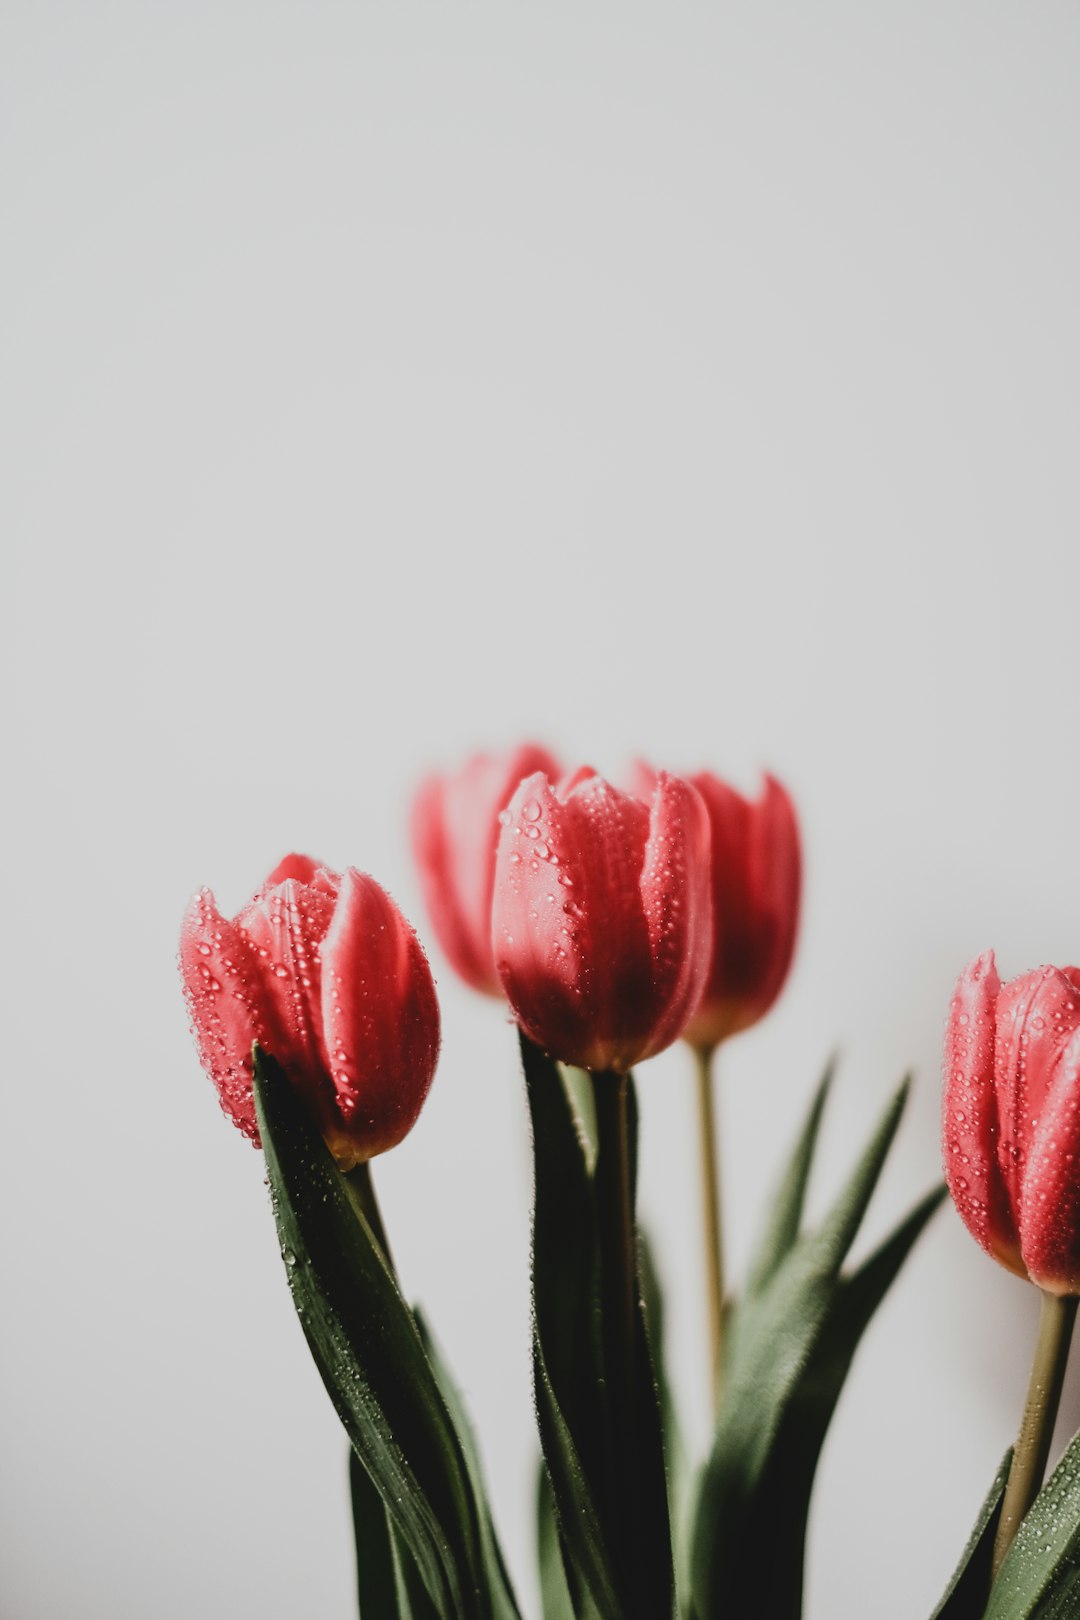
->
4;4;1080;1616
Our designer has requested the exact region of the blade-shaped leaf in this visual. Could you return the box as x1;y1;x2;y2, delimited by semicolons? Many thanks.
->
533;1337;622;1618
523;1035;675;1619
929;1452;1011;1620
414;1310;522;1620
1033;1567;1080;1619
743;1058;835;1300
691;1078;931;1620
985;1427;1080;1619
350;1447;400;1618
590;1069;674;1620
639;1230;690;1606
253;1049;484;1620
537;1463;578;1620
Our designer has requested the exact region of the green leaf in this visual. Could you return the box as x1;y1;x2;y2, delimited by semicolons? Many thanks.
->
985;1427;1080;1619
690;1077;937;1620
1033;1567;1080;1619
743;1057;835;1300
929;1452;1011;1620
350;1447;401;1618
589;1070;674;1620
533;1337;623;1618
639;1230;690;1611
537;1462;578;1620
253;1049;484;1620
414;1310;522;1620
523;1034;675;1619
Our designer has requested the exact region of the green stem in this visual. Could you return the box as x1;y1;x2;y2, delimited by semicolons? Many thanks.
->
595;1062;637;1490
345;1161;398;1282
592;1070;637;1434
694;1042;725;1414
992;1289;1078;1578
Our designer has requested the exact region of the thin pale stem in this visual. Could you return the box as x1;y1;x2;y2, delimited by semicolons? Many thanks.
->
694;1042;725;1413
346;1161;398;1282
992;1289;1078;1578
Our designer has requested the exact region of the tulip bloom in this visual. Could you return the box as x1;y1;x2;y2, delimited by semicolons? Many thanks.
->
180;854;440;1169
411;743;560;996
492;768;712;1072
944;951;1080;1294
633;765;801;1050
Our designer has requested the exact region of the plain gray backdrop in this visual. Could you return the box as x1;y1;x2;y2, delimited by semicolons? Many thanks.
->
4;3;1080;1616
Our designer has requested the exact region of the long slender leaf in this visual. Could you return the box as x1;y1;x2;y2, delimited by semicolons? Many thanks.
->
690;1077;931;1620
1033;1567;1080;1619
253;1049;484;1620
350;1447;400;1618
639;1230;690;1606
415;1310;522;1620
537;1463;578;1620
590;1070;674;1620
524;1034;675;1619
533;1338;623;1618
985;1427;1080;1619
930;1452;1011;1620
743;1058;836;1300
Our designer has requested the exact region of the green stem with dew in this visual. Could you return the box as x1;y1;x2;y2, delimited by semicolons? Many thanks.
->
992;1289;1078;1578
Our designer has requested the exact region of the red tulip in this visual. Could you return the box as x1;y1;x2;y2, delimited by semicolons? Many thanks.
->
180;854;440;1170
944;951;1080;1293
491;768;712;1072
411;743;561;996
633;765;801;1050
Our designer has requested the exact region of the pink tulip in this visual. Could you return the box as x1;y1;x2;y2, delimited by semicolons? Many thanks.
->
633;766;801;1050
180;854;439;1169
944;951;1080;1293
411;743;560;996
492;768;712;1072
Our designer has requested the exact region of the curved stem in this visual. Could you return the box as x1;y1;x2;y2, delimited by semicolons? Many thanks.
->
992;1289;1078;1578
694;1042;725;1413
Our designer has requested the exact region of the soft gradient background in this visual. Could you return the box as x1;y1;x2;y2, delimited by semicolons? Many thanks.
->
4;4;1080;1616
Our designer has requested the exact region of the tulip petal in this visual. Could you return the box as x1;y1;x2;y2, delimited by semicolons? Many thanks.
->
1021;1022;1080;1291
320;870;440;1168
179;887;279;1142
494;771;652;1071
636;772;713;1062
411;745;560;996
493;770;711;1072
257;852;341;898
236;878;336;1083
943;950;1024;1276
747;774;802;1017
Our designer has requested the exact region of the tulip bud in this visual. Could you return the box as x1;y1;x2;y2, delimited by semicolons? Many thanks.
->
410;743;561;996
944;950;1080;1293
180;854;440;1170
492;768;712;1072
632;765;801;1050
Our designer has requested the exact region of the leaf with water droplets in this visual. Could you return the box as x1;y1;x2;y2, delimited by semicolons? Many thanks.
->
984;1427;1080;1618
522;1033;675;1620
413;1310;521;1620
929;1468;1012;1620
690;1074;942;1620
253;1049;485;1620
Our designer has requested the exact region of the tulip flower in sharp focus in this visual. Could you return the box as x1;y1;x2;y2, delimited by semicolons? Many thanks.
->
179;854;440;1170
411;743;561;997
492;767;713;1073
632;764;801;1053
944;950;1080;1294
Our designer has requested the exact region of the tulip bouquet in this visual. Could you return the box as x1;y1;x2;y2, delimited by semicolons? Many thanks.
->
180;748;1080;1620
